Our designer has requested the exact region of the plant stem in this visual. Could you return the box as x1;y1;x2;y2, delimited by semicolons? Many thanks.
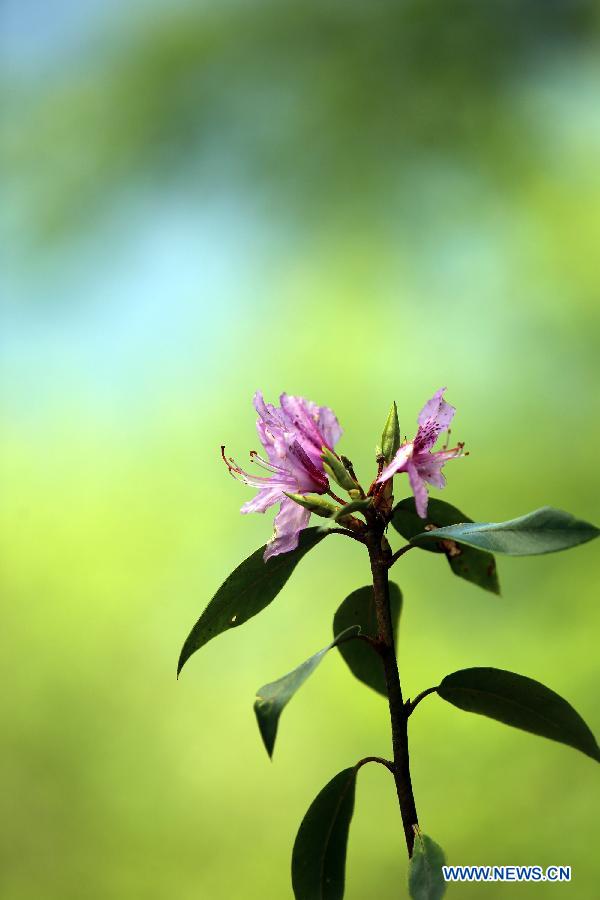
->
354;755;395;774
366;530;419;857
406;685;438;717
388;543;416;567
328;527;365;544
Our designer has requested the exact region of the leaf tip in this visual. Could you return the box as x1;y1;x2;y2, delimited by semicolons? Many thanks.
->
254;697;276;759
176;648;188;679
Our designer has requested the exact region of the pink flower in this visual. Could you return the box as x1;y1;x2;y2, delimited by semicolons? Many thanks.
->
377;388;464;517
223;391;342;560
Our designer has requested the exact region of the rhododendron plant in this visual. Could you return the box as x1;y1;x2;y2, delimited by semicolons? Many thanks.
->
179;390;599;900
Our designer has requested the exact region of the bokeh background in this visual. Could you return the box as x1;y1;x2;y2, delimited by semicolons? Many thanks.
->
2;1;599;897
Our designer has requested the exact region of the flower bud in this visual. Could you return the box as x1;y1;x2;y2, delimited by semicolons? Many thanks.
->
381;401;401;464
318;497;373;532
321;448;357;492
284;492;339;518
334;497;372;520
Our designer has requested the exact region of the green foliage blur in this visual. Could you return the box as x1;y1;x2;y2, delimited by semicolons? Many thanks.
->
2;1;599;897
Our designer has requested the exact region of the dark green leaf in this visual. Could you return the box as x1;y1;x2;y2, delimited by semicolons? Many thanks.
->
254;626;360;758
438;667;600;762
392;498;499;594
408;833;447;900
177;528;325;675
292;767;357;900
333;583;402;696
411;507;599;556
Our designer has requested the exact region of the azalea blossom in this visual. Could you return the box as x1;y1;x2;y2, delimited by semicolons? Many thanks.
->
377;388;464;517
222;391;342;560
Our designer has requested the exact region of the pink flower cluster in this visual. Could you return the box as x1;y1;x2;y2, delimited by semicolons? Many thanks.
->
223;388;463;558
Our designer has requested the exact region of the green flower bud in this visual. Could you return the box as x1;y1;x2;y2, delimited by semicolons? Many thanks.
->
322;461;338;482
321;448;357;492
381;401;401;463
283;492;339;518
334;497;372;520
318;497;373;532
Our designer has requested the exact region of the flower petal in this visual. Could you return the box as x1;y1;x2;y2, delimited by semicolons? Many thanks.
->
415;388;456;453
377;443;414;483
241;485;285;514
279;393;342;452
287;439;328;493
253;390;287;432
257;418;288;464
263;498;311;560
317;406;343;450
418;387;454;428
407;461;429;518
279;393;325;450
415;455;447;489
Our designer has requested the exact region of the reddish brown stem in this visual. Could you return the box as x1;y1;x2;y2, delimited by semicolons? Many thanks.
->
366;530;419;857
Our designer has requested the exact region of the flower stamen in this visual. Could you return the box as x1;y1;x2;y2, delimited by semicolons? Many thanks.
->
221;445;241;478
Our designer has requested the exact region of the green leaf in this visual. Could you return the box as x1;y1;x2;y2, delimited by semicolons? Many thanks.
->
333;583;402;696
292;767;357;900
392;498;500;594
177;528;325;675
410;506;599;556
408;833;447;900
438;667;600;762
381;401;401;463
254;626;360;758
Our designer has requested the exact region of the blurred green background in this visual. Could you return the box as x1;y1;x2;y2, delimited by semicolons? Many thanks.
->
2;1;599;897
